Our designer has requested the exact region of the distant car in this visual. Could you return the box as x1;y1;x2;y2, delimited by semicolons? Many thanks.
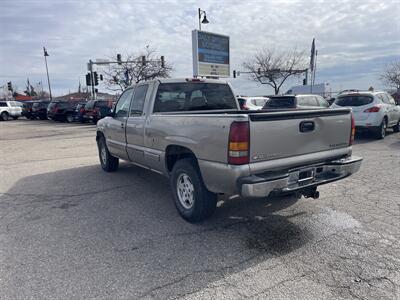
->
47;101;76;122
263;94;330;110
331;91;400;139
31;101;50;120
237;96;269;110
74;103;87;123
21;101;36;119
0;101;23;121
84;100;115;123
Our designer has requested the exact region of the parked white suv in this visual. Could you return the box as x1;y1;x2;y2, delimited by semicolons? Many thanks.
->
0;101;23;121
331;91;400;139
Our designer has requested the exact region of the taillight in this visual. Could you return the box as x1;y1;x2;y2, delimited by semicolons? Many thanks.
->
228;122;250;165
80;108;85;113
364;106;380;113
349;112;355;145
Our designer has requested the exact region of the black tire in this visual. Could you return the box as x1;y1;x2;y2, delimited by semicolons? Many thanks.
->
374;119;387;139
170;158;217;223
97;136;119;172
66;114;74;123
393;119;400;133
1;112;9;121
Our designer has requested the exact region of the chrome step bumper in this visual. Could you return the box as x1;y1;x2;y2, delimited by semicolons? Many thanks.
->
240;156;362;198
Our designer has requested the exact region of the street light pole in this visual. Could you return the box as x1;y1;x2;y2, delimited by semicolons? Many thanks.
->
43;47;52;100
198;8;209;31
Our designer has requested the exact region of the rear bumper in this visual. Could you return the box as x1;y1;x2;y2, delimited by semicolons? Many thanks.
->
239;156;362;198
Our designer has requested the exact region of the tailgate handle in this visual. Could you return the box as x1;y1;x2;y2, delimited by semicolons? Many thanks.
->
299;121;315;132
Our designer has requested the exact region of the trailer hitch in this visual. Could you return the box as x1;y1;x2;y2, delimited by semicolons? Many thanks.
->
301;187;320;199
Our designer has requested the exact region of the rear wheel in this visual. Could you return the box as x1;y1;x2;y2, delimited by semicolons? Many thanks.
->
66;114;74;123
393;119;400;133
374;119;387;139
1;112;9;121
97;136;119;172
170;158;217;222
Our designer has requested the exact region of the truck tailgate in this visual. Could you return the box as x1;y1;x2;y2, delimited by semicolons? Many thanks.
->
248;108;352;163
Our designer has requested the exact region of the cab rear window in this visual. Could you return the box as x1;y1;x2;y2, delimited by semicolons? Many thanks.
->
335;96;373;107
153;83;237;112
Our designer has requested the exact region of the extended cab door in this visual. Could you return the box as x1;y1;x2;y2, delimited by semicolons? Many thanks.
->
106;88;134;159
126;84;149;166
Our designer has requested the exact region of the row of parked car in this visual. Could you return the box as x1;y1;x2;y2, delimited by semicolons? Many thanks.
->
2;89;399;140
237;90;400;139
0;99;115;124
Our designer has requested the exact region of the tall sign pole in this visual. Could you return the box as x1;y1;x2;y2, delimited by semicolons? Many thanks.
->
309;38;315;93
43;47;52;100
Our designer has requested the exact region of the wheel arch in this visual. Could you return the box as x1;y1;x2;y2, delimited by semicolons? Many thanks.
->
165;145;198;173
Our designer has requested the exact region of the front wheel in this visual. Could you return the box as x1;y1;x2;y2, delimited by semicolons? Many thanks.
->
170;158;217;223
97;136;119;172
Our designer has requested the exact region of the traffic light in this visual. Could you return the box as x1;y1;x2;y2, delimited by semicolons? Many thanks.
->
99;74;103;81
117;54;122;65
257;68;261;75
85;73;91;86
160;56;165;68
93;72;99;86
233;70;236;78
141;56;146;66
7;81;13;91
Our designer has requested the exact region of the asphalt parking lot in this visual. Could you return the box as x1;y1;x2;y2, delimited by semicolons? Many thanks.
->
0;119;399;299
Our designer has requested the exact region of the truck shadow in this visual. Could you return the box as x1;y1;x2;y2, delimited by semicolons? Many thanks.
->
0;163;310;298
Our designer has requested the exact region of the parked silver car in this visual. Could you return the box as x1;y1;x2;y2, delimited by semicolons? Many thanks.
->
331;91;400;139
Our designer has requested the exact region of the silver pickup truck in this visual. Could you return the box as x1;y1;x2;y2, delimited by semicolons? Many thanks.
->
96;78;362;222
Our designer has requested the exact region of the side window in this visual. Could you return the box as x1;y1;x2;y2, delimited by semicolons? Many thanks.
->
316;96;329;108
115;89;134;118
130;85;148;116
0;102;7;107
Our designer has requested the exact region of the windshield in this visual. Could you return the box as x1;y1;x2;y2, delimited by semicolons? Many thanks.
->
335;95;373;107
153;83;237;112
264;97;296;109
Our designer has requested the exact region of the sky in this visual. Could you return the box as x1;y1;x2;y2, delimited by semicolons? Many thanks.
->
0;0;399;97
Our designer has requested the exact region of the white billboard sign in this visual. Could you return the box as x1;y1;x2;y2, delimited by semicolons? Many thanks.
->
192;30;230;78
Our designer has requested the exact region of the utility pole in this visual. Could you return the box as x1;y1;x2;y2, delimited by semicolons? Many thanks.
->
43;47;52;100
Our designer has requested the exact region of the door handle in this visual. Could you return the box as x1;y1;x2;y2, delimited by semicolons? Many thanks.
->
299;121;315;132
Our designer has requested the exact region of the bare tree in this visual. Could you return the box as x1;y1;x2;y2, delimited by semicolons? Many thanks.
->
242;48;307;95
380;61;400;91
102;46;173;92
